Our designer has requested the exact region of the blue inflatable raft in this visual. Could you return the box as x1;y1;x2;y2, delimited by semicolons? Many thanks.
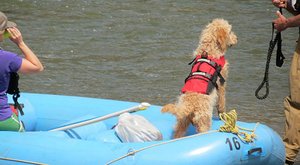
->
0;93;285;165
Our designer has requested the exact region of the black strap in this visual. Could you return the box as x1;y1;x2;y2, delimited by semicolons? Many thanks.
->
13;93;23;115
216;66;225;85
255;8;284;100
188;57;196;65
275;27;285;67
6;72;24;115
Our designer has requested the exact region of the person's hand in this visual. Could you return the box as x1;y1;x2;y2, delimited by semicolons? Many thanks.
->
273;11;288;32
272;0;287;8
6;27;24;46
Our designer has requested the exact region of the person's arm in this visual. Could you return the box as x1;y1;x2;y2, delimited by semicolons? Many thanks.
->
286;13;300;27
7;27;44;73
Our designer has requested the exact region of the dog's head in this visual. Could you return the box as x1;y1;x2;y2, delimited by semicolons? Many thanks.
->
195;18;237;59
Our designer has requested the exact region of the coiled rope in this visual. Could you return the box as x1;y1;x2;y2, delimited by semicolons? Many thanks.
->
219;110;259;143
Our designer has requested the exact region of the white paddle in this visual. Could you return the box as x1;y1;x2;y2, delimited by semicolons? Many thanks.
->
49;102;151;131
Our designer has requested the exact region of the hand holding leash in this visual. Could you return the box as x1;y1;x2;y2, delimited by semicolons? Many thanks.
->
273;11;288;32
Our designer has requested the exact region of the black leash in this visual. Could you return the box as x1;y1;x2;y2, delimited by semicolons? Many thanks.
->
255;8;285;100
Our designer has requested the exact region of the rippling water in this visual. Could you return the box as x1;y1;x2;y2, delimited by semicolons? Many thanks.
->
1;0;298;141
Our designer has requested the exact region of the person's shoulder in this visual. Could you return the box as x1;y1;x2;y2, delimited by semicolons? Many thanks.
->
0;50;21;64
0;50;18;57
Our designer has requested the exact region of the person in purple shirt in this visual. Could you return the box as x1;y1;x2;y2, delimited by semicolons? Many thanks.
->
0;11;43;131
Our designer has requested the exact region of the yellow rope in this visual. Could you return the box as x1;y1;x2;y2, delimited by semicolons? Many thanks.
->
218;109;259;143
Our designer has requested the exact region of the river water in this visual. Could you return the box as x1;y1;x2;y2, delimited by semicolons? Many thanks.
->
1;0;298;148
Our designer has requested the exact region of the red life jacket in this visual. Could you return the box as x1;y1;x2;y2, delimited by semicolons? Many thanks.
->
181;53;226;95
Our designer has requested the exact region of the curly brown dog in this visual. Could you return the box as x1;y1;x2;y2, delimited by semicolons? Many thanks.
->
161;19;237;138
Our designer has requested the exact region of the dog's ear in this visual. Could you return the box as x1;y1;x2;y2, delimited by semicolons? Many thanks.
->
216;28;227;52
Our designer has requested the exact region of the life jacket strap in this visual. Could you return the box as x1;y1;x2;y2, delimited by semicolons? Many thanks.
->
188;57;196;65
192;71;212;79
197;58;217;68
215;65;225;85
13;93;24;116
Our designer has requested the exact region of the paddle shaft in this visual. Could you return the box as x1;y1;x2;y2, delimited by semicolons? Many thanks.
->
49;102;150;131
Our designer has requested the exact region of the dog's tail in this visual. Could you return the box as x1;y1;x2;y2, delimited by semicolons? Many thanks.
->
161;104;177;115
